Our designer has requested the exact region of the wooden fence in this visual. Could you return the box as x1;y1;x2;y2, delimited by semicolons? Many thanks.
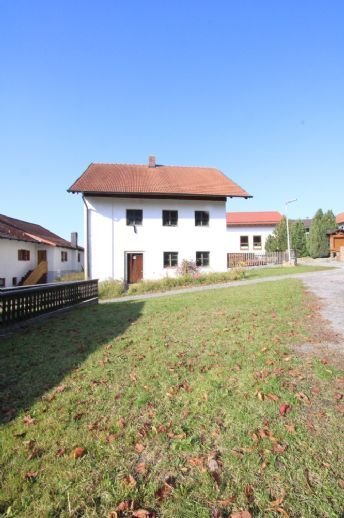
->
227;251;296;268
0;280;98;327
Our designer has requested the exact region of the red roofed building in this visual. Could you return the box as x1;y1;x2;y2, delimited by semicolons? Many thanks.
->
0;214;84;287
68;156;251;282
336;212;344;227
226;211;283;253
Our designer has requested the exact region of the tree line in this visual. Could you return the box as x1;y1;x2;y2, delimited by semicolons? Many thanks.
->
265;209;337;258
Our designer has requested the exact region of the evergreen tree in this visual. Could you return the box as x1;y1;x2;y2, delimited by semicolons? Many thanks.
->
291;219;308;257
265;217;288;252
308;209;335;258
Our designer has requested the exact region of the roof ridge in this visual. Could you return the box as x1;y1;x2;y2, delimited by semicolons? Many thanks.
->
90;162;220;170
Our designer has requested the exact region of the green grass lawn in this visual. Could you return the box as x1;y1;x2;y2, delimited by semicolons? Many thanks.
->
0;279;343;517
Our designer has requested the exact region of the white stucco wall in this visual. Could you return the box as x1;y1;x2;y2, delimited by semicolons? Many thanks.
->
85;196;228;281
0;238;84;286
226;225;276;253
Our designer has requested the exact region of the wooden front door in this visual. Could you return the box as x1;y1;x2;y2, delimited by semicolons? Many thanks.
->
127;253;143;284
37;250;47;264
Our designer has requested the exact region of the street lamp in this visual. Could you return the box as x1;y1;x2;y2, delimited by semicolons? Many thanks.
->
285;199;297;264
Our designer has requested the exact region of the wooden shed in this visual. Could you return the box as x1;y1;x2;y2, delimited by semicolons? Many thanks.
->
329;229;344;258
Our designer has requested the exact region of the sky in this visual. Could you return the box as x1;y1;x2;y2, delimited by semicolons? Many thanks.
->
1;0;343;246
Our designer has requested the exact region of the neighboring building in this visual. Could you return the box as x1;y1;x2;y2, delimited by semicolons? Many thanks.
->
0;214;84;287
226;211;283;253
68;156;251;282
336;212;344;229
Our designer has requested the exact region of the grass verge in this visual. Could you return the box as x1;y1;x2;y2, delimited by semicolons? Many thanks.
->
99;265;331;300
0;279;343;517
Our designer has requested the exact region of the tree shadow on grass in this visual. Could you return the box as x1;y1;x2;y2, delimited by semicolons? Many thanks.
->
0;300;144;424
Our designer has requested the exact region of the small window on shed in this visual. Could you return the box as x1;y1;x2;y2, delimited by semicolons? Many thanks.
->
12;277;17;286
61;251;68;262
0;278;5;287
78;252;81;263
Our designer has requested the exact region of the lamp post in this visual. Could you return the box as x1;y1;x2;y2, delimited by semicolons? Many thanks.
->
285;199;297;264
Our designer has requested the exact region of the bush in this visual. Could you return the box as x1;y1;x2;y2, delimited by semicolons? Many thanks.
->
56;272;85;282
98;279;126;299
177;259;199;277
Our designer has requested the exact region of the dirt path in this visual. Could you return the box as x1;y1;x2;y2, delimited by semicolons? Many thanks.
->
295;267;344;366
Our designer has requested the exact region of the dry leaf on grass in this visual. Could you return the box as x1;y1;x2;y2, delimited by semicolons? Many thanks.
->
71;447;86;459
24;470;38;481
122;475;136;488
279;404;292;417
135;442;145;453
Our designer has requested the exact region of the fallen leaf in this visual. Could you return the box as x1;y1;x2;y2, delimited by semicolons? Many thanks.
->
155;482;173;501
106;433;117;443
55;384;67;393
24;470;38;481
135;442;145;453
273;443;288;454
72;447;86;459
23;415;36;426
27;447;43;460
230;512;252;518
279;404;292;417
208;455;221;488
251;433;259;442
284;424;296;433
335;404;344;413
267;393;279;402
334;393;343;401
275;508;289;517
136;462;146;474
122;474;137;488
116;501;130;512
338;479;344;489
244;484;254;503
118;417;126;428
218;496;236;506
108;512;118;518
270;490;285;507
188;456;204;467
295;392;310;403
211;508;222;518
167;432;186;439
55;447;66;457
132;510;151;518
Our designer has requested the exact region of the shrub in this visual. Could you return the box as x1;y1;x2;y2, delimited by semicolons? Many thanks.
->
56;272;85;282
98;279;126;299
177;259;199;277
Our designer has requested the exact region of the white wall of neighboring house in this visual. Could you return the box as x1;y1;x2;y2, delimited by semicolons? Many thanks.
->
226;225;276;253
85;196;228;281
0;239;84;287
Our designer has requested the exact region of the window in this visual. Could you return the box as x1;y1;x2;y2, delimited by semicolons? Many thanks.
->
61;251;68;262
253;235;262;249
78;252;81;263
163;251;178;268
195;211;209;226
126;209;143;226
12;277;17;286
18;249;30;261
162;210;178;226
240;236;249;250
196;251;209;267
0;278;5;287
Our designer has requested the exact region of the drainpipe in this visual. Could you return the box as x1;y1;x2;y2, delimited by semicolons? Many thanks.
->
82;195;90;279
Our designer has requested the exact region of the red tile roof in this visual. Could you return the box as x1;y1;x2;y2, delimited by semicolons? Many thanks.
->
226;211;283;226
0;214;82;250
68;161;251;198
336;212;344;224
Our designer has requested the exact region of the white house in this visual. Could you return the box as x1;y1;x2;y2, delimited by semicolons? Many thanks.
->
0;214;84;287
68;156;251;282
226;211;283;253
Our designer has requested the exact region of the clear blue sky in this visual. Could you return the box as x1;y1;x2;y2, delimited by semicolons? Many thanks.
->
1;0;343;245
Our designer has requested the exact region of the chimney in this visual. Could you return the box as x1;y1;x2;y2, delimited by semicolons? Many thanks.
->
71;232;78;248
148;155;156;168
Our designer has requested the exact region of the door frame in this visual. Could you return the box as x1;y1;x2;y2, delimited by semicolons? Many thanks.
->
125;251;144;284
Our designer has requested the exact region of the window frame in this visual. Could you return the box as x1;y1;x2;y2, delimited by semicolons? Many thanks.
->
126;209;143;226
162;210;178;227
163;251;178;268
196;251;210;267
253;235;262;250
240;236;249;250
18;249;30;261
195;211;209;227
61;251;68;262
0;278;5;287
